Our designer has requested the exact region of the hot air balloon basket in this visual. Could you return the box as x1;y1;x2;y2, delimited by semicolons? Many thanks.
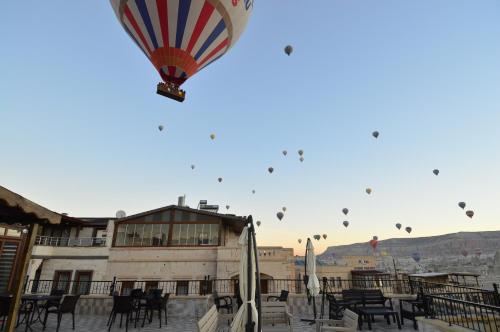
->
157;82;186;102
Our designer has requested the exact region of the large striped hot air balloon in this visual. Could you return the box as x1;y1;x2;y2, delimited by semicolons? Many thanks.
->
110;0;253;101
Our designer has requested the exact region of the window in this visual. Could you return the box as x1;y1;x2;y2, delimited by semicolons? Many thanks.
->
171;224;219;246
53;271;72;294
115;224;169;247
73;271;92;295
176;281;189;295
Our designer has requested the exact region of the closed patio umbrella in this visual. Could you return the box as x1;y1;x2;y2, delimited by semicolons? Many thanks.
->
302;238;320;322
231;226;259;332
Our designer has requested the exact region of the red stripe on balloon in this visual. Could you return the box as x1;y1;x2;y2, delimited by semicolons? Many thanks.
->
168;66;176;77
186;1;215;54
198;38;228;67
156;0;169;47
124;5;152;55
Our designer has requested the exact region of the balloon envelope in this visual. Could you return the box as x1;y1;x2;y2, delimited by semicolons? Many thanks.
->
191;164;195;170
299;156;304;162
459;202;466;209
282;150;287;156
298;239;302;244
252;190;255;194
256;221;261;227
369;239;378;250
366;188;372;195
158;125;164;131
342;208;349;215
268;167;274;174
218;177;222;183
110;0;253;89
276;212;284;220
282;207;287;212
210;134;216;140
343;220;349;228
466;210;474;218
225;205;230;210
396;223;402;230
372;131;379;138
405;227;412;234
433;169;439;176
411;252;421;263
322;234;327;240
298;149;304;156
284;45;293;55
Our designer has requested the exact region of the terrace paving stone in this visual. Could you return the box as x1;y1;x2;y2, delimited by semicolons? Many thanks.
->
13;314;439;332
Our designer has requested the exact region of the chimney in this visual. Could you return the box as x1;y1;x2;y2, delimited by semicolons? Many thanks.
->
178;195;186;207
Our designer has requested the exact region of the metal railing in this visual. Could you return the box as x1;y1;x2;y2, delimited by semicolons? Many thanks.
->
35;236;107;247
426;294;500;331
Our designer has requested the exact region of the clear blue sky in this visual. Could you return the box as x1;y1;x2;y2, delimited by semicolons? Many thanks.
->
2;1;500;254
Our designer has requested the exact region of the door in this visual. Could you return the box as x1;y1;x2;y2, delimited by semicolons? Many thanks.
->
73;271;92;295
53;271;72;294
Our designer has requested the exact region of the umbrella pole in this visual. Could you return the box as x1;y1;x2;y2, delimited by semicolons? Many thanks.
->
245;222;255;332
250;218;262;332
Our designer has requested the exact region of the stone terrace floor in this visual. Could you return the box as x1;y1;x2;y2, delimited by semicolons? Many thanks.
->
14;314;439;332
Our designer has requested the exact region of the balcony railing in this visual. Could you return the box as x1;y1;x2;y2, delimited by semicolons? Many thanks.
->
35;236;106;247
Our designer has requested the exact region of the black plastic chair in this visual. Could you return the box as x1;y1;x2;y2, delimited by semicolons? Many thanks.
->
267;290;289;302
107;296;134;332
213;291;233;313
0;295;12;331
106;292;120;327
41;289;64;313
42;294;80;332
140;289;163;328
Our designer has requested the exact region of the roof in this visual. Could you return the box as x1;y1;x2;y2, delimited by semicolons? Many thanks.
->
449;272;480;277
409;273;449;278
351;270;389;275
0;185;62;225
78;217;115;228
116;205;247;232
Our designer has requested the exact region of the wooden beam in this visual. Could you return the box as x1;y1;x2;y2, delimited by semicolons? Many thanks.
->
5;223;38;332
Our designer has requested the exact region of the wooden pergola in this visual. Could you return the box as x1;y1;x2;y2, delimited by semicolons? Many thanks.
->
0;186;62;332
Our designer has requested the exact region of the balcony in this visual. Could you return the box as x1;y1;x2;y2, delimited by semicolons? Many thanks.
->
35;236;106;247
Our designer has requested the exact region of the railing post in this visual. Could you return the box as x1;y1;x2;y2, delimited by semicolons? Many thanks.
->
109;276;116;296
493;283;500;306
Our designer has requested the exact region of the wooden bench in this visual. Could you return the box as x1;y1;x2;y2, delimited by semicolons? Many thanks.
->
261;301;293;332
198;305;232;332
342;289;393;309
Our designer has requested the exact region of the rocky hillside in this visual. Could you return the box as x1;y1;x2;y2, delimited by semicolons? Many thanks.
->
318;231;500;259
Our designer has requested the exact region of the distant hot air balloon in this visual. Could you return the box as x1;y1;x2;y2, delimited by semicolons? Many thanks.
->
158;125;164;131
466;210;474;218
210;133;216;140
299;157;304;162
405;227;412;234
218;177;223;183
268;167;274;174
458;202;466;209
110;0;253;102
298;239;302;244
372;131;379;139
282;207;287;213
461;249;468;257
342;208;349;215
314;234;321;241
433;169;440;176
343;220;349;228
369;239;378;251
276;212;284;221
373;236;378;241
282;150;288;156
366;188;372;195
252;190;256;194
256;221;261;227
411;252;421;263
191;164;195;170
298;149;304;156
225;205;230;210
284;45;293;56
322;234;327;240
395;223;402;230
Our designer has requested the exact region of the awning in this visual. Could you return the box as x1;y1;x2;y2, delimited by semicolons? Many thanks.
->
0;186;61;225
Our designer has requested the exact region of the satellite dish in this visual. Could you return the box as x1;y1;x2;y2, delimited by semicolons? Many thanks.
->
115;210;126;219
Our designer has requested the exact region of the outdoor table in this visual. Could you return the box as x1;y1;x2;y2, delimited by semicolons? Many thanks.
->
357;307;401;330
19;294;62;331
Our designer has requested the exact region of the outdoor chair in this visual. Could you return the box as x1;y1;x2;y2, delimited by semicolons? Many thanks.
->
213;291;233;314
140;289;163;328
267;290;289;302
107;296;134;332
106;292;120;327
327;294;357;320
41;289;64;312
161;293;170;325
0;295;12;331
400;294;428;330
315;309;359;332
42;294;80;332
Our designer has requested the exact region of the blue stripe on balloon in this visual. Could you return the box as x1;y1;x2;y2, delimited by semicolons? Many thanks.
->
176;0;191;49
179;72;187;79
134;0;158;49
194;19;226;61
200;53;223;69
